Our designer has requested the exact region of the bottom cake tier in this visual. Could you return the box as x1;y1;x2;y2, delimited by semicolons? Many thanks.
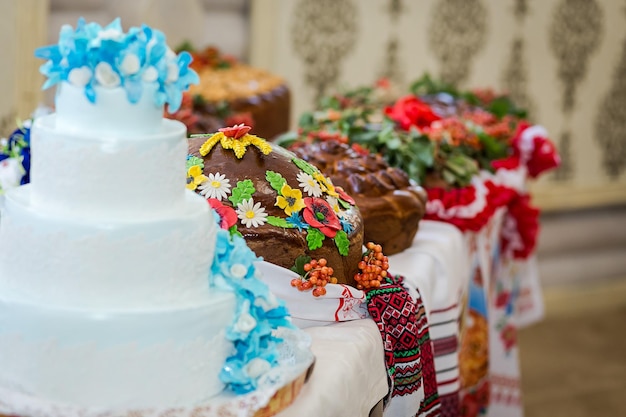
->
0;292;236;408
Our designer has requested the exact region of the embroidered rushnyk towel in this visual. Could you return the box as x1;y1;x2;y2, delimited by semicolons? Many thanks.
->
367;275;441;417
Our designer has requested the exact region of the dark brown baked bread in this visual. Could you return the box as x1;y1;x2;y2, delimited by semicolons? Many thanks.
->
292;140;427;255
189;65;290;140
188;131;363;286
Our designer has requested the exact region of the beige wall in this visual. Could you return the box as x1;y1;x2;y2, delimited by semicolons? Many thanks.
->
250;0;626;211
0;0;47;131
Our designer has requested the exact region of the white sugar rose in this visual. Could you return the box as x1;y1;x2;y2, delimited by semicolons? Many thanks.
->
67;66;92;87
120;53;140;75
94;62;121;88
0;158;25;191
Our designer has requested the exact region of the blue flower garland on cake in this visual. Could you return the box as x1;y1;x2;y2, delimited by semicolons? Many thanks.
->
209;212;293;394
34;18;198;112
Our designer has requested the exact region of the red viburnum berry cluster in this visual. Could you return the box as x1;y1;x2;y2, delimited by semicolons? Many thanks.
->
290;258;339;297
354;242;389;290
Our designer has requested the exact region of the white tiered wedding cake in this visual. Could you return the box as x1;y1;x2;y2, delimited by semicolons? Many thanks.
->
0;19;300;412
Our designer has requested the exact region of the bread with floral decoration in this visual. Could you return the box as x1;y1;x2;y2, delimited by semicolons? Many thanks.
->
187;124;364;286
176;43;290;140
291;139;427;255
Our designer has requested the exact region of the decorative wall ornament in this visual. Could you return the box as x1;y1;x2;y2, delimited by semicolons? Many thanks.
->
291;0;358;105
428;0;488;86
554;131;574;181
388;0;404;22
379;37;405;87
514;0;529;21
501;39;535;119
595;38;626;179
549;0;603;114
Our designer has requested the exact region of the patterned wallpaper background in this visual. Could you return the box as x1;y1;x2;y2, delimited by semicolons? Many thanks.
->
250;0;626;211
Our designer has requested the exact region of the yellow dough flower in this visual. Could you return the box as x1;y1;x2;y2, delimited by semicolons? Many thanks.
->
314;173;338;197
275;183;306;216
186;165;208;190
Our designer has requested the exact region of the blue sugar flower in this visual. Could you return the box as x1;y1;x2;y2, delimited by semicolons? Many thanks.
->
34;18;198;110
341;217;354;233
209;224;294;394
286;212;309;232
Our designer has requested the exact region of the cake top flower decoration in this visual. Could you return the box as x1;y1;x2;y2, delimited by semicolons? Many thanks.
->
195;124;272;159
34;18;199;112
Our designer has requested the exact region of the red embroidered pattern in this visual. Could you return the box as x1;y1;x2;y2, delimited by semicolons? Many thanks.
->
366;275;441;416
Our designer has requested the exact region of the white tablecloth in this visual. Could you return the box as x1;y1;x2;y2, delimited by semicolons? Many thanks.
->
276;319;388;417
269;220;468;417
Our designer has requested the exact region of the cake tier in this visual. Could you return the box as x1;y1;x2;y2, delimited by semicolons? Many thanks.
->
0;292;236;407
30;113;188;220
55;82;163;137
0;186;215;309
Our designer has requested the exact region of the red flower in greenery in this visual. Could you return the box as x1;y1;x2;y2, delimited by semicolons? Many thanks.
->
384;95;441;131
350;143;370;156
207;198;238;230
302;197;341;238
335;186;355;205
491;155;520;171
219;123;252;139
375;77;391;90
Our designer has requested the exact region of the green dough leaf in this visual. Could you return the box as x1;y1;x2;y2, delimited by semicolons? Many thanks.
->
229;179;255;206
266;216;295;228
290;254;312;276
186;156;204;170
334;230;350;256
292;158;318;176
338;198;351;210
266;171;287;193
306;228;325;251
228;225;242;238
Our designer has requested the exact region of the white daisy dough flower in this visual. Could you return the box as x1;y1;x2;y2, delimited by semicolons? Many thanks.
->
297;171;323;197
199;172;231;200
326;196;341;214
236;198;268;228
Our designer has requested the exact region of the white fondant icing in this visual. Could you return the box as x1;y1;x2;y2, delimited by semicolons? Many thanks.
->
0;186;215;309
54;82;163;136
0;293;236;407
30;115;187;219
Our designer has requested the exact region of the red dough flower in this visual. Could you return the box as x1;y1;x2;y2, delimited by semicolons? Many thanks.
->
302;197;341;238
207;198;238;230
335;186;355;205
384;95;441;131
219;123;252;139
224;112;255;130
